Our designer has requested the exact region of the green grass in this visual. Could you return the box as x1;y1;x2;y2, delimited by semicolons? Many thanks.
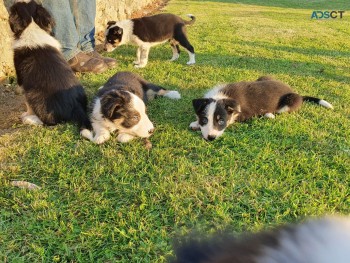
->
1;0;350;262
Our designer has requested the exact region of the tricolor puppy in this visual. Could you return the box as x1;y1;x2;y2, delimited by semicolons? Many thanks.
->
82;71;181;144
171;216;350;263
190;76;333;140
104;13;196;68
9;0;91;134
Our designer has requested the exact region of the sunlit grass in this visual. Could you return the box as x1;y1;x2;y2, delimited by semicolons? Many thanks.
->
1;0;350;262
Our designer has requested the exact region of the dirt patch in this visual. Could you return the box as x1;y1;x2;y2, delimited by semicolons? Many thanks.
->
0;81;25;136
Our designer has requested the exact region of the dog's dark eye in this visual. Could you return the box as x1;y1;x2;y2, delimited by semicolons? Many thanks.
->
218;119;225;126
201;117;208;124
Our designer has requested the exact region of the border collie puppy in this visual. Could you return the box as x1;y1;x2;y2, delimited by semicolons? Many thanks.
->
190;76;333;140
171;216;350;263
9;0;91;135
104;13;196;68
82;71;181;144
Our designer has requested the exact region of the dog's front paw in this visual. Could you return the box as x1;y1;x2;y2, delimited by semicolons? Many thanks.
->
186;60;196;65
133;60;140;65
189;121;200;131
94;133;110;144
22;114;43;126
80;129;94;141
117;133;135;143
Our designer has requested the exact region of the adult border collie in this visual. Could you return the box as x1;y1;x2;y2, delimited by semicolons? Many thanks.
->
171;216;350;263
82;72;181;144
190;76;333;140
9;0;91;135
104;13;196;68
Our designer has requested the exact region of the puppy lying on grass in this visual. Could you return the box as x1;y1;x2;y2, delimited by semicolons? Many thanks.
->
81;71;181;144
190;76;333;141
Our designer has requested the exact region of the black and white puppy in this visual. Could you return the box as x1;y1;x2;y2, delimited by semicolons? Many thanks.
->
9;0;91;135
190;76;333;140
171;216;350;263
104;13;196;68
82;71;181;144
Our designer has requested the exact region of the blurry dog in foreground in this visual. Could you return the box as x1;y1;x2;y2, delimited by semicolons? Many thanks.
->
171;216;350;263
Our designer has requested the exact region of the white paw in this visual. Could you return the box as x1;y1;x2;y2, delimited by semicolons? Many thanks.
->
133;61;140;65
190;121;200;131
94;133;110;144
264;113;275;119
80;129;94;141
22;115;43;125
117;133;135;143
164;90;181;100
170;54;179;61
186;60;196;65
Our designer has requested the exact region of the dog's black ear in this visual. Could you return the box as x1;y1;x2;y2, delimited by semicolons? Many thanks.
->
192;99;211;115
9;3;32;37
101;90;131;119
107;21;116;29
33;3;55;34
222;99;240;115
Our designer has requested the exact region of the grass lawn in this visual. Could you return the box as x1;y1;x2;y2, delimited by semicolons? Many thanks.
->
1;0;350;262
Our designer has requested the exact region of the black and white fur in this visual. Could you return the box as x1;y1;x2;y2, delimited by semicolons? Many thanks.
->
190;76;333;141
9;0;91;134
171;216;350;263
82;71;181;144
104;13;196;68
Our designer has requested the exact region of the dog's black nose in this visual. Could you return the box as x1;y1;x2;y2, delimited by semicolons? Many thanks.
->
148;128;155;134
207;135;216;141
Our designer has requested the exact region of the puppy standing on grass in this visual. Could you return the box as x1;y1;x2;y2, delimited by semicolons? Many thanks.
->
82;71;181;144
9;0;92;135
190;76;333;141
104;13;196;68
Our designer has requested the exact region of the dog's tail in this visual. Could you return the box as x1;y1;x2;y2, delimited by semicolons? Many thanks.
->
303;96;333;109
184;14;196;25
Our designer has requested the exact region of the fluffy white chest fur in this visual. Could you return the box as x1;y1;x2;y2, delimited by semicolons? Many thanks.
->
13;20;61;50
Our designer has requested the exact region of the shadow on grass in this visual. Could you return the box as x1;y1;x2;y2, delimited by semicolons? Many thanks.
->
196;53;350;84
98;41;350;84
236;39;350;58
